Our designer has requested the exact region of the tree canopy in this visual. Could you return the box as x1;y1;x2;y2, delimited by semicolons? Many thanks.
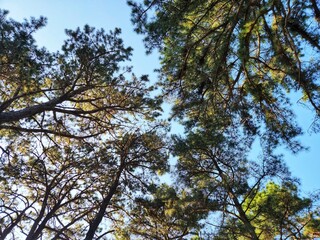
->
129;0;320;146
127;0;320;238
1;0;320;239
0;9;168;239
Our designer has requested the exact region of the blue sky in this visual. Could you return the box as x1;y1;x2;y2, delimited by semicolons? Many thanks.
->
1;0;319;194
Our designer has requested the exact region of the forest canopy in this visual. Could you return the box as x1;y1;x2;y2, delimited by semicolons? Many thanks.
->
1;0;320;239
0;9;168;239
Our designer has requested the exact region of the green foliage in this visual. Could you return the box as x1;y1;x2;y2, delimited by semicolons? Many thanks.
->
129;0;320;150
115;184;209;239
244;182;311;238
128;0;320;239
0;9;168;239
215;182;319;239
1;0;320;238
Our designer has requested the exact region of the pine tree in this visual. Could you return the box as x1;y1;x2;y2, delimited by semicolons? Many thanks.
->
0;9;168;239
128;0;320;238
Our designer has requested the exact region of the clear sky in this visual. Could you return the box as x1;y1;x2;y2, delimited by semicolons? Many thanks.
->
1;0;319;194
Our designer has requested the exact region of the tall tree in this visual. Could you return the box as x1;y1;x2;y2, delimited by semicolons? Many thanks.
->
128;0;320;238
129;0;320;144
0;9;168;239
214;181;319;239
170;125;293;239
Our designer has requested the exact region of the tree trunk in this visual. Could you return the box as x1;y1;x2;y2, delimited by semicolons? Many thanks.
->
84;167;123;240
212;158;259;240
